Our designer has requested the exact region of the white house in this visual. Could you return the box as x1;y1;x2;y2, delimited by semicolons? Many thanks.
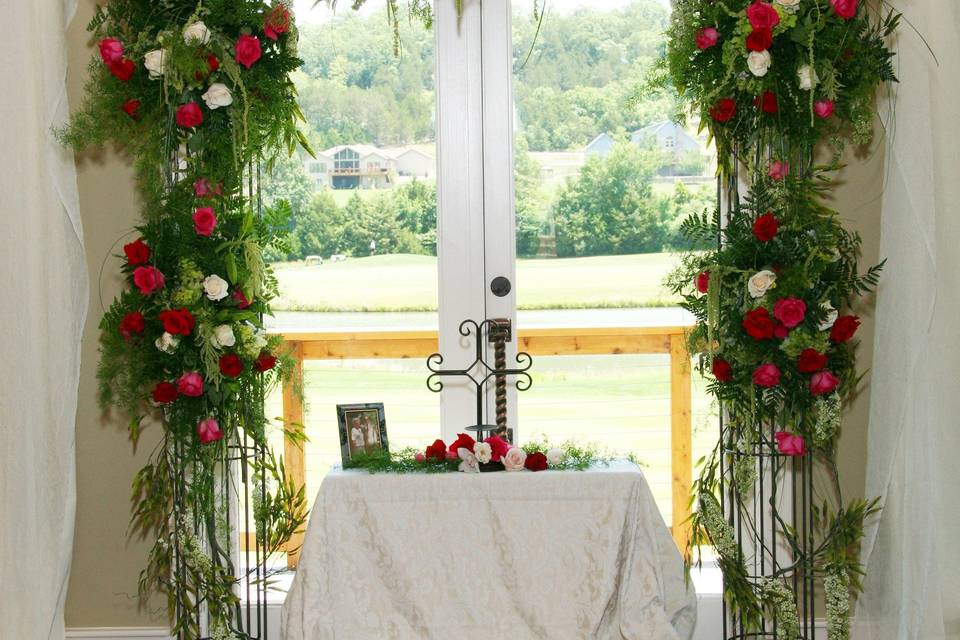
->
630;121;701;155
304;144;436;190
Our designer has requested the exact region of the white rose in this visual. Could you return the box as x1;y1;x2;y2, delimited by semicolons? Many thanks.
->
473;442;493;464
775;0;800;11
155;332;180;354
748;270;777;299
144;49;166;79
210;324;236;349
747;50;772;77
183;21;211;45
797;65;819;90
818;302;839;330
203;274;229;301
202;83;233;110
546;447;565;466
457;448;480;474
502;447;527;471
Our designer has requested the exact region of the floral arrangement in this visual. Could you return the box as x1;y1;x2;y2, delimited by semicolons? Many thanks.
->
665;0;898;636
61;1;309;636
666;0;898;164
344;436;613;474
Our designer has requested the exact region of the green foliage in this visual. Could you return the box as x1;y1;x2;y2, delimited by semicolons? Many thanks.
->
62;1;309;635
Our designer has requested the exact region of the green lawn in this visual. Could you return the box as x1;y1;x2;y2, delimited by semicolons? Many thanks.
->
272;253;683;312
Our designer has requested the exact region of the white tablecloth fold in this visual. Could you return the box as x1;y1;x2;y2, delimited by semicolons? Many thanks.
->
282;462;696;639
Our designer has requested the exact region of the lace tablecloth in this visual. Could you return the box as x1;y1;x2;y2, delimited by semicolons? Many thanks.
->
282;461;696;639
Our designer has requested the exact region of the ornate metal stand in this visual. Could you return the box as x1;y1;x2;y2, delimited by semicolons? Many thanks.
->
426;319;533;441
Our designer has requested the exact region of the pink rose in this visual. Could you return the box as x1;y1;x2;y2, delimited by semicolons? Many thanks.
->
414;452;426;462
752;363;781;387
830;0;858;19
768;160;790;180
695;27;719;50
235;35;262;69
773;297;807;328
814;99;835;119
502;447;527;471
193;207;217;236
197;417;223;444
810;371;840;395
484;435;511;462
445;450;458;460
193;177;222;198
99;38;124;64
746;1;780;30
132;266;165;295
177;372;204;397
775;431;806;456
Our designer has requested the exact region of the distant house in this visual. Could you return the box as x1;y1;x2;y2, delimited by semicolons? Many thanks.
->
584;132;616;157
630;121;701;155
303;144;436;190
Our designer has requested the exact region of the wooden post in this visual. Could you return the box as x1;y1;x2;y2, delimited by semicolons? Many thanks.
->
669;333;693;553
282;341;306;569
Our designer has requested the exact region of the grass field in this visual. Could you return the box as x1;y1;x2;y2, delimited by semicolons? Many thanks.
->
265;354;716;525
272;252;683;312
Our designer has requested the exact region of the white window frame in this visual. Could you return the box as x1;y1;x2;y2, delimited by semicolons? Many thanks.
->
434;0;517;441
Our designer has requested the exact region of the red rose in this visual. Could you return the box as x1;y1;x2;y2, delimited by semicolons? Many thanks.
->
484;435;510;462
797;348;828;373
233;289;252;309
121;99;141;119
743;307;775;340
254;351;277;372
752;363;781;387
773;322;790;339
711;357;733;382
264;4;291;40
235;35;262;69
709;98;737;123
753;211;780;242
448;432;476;454
425;439;447;461
746;1;780;30
754;90;778;113
98;38;124;64
123;238;150;265
695;270;710;294
159;308;196;336
118;311;145;339
525;451;548;472
175;102;204;128
830;315;860;343
152;381;179;404
192;207;217;237
132;266;165;295
746;28;772;52
177;372;204;397
695;27;719;50
219;354;244;378
207;54;220;72
775;431;806;456
108;58;135;82
830;0;858;19
810;371;840;395
773;297;807;328
814;99;835;119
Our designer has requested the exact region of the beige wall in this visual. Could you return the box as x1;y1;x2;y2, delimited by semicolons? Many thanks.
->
65;0;165;627
62;0;884;627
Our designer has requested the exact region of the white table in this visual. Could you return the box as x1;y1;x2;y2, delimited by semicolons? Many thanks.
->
282;462;696;639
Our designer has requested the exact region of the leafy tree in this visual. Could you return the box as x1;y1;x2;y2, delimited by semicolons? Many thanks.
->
514;136;546;256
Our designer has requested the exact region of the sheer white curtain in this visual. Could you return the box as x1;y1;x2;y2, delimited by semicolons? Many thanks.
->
855;3;960;638
0;1;86;637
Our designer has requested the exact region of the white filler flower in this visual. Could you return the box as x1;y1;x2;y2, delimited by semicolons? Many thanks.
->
748;270;777;299
144;49;166;79
155;332;180;354
203;274;229;301
747;50;772;77
210;324;236;349
183;21;211;45
202;83;233;110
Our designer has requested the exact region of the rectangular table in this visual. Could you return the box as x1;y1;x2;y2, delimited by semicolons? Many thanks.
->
282;462;696;639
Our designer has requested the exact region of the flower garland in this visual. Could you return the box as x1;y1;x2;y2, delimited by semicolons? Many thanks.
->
345;436;614;474
62;1;309;635
666;0;897;635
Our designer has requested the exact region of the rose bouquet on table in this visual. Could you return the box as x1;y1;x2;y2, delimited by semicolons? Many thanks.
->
61;1;310;635
666;0;899;164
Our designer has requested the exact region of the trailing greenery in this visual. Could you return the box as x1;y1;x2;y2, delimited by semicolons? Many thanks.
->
62;1;310;636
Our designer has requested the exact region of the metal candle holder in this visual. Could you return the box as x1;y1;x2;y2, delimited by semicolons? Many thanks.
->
426;319;533;442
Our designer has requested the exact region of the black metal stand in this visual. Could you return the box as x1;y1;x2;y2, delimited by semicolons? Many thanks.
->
425;319;533;442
